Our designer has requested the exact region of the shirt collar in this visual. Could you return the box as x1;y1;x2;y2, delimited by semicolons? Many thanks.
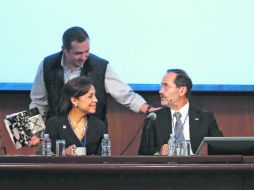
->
171;102;189;119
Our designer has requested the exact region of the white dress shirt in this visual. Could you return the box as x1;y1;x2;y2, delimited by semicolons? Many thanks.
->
171;102;194;154
171;102;190;140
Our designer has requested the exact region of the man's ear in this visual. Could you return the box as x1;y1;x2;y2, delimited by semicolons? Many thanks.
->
179;86;187;97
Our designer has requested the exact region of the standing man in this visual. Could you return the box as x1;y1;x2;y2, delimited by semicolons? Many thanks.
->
138;69;223;155
30;26;154;126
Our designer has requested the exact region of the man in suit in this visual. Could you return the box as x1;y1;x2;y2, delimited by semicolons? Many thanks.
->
138;69;223;155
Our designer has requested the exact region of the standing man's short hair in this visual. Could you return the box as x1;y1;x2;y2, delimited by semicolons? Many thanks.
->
62;27;89;50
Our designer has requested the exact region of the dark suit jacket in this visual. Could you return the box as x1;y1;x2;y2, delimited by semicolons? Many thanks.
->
138;104;223;155
46;114;106;155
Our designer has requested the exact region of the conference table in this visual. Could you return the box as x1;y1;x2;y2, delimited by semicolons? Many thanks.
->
0;155;254;190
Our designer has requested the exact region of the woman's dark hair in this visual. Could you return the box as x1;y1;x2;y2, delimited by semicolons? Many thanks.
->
167;69;193;98
57;77;93;115
62;26;89;50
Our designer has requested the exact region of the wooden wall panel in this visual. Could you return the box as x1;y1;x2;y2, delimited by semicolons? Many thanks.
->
191;92;254;137
0;91;254;155
0;92;39;155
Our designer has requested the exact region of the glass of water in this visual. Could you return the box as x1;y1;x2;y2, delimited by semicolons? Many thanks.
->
180;140;191;156
56;139;66;156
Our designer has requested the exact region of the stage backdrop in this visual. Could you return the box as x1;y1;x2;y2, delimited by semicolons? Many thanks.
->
0;0;253;91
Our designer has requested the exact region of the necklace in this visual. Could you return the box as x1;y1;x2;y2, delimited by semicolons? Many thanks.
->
68;115;88;140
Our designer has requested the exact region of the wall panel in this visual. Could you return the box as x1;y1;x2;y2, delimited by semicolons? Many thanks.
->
0;91;253;155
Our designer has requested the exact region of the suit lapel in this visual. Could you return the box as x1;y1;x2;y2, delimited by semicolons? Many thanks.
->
156;107;172;143
168;109;173;135
189;105;201;151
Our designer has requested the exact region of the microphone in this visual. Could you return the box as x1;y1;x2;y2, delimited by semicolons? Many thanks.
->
145;112;157;121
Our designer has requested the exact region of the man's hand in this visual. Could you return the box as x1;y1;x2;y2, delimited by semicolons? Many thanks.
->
140;103;161;113
160;144;168;156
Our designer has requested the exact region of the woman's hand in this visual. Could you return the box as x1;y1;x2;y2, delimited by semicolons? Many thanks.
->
65;144;77;156
28;136;41;147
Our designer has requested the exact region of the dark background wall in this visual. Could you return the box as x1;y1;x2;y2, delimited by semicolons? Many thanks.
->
0;91;254;155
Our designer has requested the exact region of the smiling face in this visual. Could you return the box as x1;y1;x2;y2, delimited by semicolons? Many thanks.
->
63;39;90;68
71;85;97;114
159;72;188;110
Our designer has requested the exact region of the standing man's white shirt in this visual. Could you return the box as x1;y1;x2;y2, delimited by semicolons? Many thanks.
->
30;56;146;116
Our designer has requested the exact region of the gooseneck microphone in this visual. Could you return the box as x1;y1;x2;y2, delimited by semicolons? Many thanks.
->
119;112;157;155
145;112;157;154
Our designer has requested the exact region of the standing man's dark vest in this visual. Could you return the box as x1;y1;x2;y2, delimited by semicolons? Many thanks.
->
43;51;108;126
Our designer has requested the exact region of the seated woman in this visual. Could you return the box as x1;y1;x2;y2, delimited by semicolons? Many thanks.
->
45;77;106;155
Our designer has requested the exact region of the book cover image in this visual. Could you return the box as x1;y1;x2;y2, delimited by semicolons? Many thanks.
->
4;107;45;149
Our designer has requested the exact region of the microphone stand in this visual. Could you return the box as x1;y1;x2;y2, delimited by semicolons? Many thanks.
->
145;118;153;154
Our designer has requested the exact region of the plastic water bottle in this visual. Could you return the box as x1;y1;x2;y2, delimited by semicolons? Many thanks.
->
42;134;52;156
101;134;111;156
168;134;176;156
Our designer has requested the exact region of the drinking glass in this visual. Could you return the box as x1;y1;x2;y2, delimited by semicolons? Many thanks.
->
180;140;191;156
56;139;66;156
